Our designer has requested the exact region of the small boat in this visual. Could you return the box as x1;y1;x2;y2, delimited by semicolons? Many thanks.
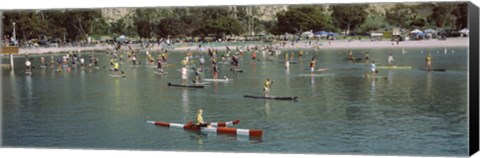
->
146;120;262;137
167;82;205;88
244;95;298;101
203;78;233;82
109;74;126;78
376;66;412;69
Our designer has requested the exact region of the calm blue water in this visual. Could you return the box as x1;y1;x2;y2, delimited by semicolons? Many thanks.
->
1;47;469;156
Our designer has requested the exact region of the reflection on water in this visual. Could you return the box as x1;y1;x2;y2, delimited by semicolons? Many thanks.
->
181;89;190;116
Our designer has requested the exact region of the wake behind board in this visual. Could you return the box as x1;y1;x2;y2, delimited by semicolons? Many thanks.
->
167;82;205;88
109;74;126;78
244;95;298;101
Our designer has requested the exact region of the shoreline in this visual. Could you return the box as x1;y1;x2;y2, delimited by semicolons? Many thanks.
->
11;37;469;55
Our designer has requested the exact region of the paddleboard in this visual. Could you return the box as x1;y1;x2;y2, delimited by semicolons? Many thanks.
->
244;95;298;100
423;69;446;72
203;78;233;82
109;74;126;78
363;75;387;79
25;72;32;75
376;66;412;69
167;82;205;88
298;74;335;77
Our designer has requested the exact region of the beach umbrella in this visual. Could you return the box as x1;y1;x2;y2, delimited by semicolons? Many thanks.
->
411;29;423;34
458;28;469;35
301;31;314;37
423;29;437;34
328;32;338;36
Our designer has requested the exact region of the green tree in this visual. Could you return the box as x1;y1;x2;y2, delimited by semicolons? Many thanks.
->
428;3;457;29
452;2;468;29
157;17;188;38
358;11;388;33
274;6;332;35
386;4;417;29
330;4;369;34
2;11;48;43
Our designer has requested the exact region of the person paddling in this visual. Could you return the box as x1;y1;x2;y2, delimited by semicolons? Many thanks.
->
264;78;273;97
196;109;211;127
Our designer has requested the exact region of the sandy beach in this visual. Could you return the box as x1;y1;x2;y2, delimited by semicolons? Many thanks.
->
15;37;469;55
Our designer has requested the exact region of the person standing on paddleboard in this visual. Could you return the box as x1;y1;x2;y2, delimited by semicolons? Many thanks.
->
181;63;188;85
426;53;432;71
112;60;120;75
387;53;395;66
25;59;32;74
309;56;317;73
264;78;273;97
371;61;377;78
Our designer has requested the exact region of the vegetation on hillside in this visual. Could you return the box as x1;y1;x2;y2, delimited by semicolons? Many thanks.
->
1;2;469;44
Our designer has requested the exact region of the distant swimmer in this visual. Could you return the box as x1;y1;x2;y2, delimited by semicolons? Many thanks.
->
263;78;274;97
426;53;432;71
251;51;257;61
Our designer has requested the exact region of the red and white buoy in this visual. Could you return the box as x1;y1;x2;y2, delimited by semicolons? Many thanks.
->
146;120;262;137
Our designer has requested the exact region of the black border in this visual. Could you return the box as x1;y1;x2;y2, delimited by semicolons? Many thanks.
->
469;1;480;156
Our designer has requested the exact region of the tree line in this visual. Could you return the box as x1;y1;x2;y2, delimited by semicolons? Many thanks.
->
1;2;468;44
